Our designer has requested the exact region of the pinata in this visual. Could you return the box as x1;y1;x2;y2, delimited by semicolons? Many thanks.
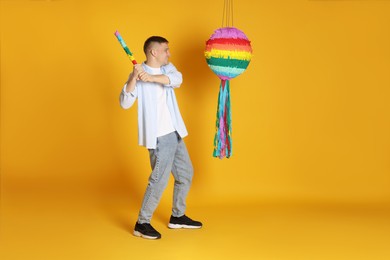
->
205;0;252;159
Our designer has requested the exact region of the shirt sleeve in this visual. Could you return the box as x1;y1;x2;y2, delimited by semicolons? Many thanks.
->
162;63;183;88
119;83;137;109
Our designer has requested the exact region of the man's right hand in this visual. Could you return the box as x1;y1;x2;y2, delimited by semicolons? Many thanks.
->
125;64;144;93
133;64;144;80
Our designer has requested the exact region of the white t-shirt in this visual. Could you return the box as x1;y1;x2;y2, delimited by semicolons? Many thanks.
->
147;66;175;137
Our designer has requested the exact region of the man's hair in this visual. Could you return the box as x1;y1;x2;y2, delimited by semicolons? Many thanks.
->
143;36;169;54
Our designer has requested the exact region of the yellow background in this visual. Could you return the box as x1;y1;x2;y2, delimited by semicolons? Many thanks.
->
1;0;389;259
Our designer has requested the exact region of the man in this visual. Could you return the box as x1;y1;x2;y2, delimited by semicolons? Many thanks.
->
119;36;202;240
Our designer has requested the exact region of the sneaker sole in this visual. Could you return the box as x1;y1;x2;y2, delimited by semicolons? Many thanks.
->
168;223;202;229
133;230;161;240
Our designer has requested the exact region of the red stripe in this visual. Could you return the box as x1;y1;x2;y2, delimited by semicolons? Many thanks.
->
205;43;252;52
206;38;251;46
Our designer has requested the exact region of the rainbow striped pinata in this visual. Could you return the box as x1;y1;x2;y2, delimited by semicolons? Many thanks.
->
205;27;252;159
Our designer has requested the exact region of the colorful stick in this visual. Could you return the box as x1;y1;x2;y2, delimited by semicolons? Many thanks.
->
114;30;137;65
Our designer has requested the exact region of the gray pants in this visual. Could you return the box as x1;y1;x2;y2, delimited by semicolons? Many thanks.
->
137;131;194;224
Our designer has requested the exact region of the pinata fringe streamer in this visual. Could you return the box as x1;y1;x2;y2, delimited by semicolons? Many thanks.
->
213;80;232;159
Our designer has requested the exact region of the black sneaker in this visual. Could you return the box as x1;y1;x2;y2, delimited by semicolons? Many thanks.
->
133;222;161;239
168;215;202;229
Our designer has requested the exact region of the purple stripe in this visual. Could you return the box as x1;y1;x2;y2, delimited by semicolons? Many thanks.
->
209;27;249;40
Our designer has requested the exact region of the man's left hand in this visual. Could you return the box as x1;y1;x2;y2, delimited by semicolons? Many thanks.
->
138;71;153;82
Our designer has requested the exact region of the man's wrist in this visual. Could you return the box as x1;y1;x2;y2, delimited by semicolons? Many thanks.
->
153;74;170;85
149;75;156;82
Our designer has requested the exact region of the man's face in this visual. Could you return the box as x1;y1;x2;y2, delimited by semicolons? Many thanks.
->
153;43;170;65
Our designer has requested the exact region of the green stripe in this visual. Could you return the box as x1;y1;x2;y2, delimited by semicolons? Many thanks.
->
206;57;250;69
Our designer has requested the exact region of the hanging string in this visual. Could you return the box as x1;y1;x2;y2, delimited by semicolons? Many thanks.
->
230;0;233;26
231;0;234;26
222;0;234;27
222;0;225;27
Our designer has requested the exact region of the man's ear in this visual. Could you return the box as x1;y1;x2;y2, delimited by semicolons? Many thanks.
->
150;49;156;57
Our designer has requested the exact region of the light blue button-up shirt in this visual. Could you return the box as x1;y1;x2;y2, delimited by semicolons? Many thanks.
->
119;62;188;149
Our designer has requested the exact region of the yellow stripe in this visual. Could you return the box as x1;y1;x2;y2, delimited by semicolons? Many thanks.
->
127;54;135;61
205;49;252;61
